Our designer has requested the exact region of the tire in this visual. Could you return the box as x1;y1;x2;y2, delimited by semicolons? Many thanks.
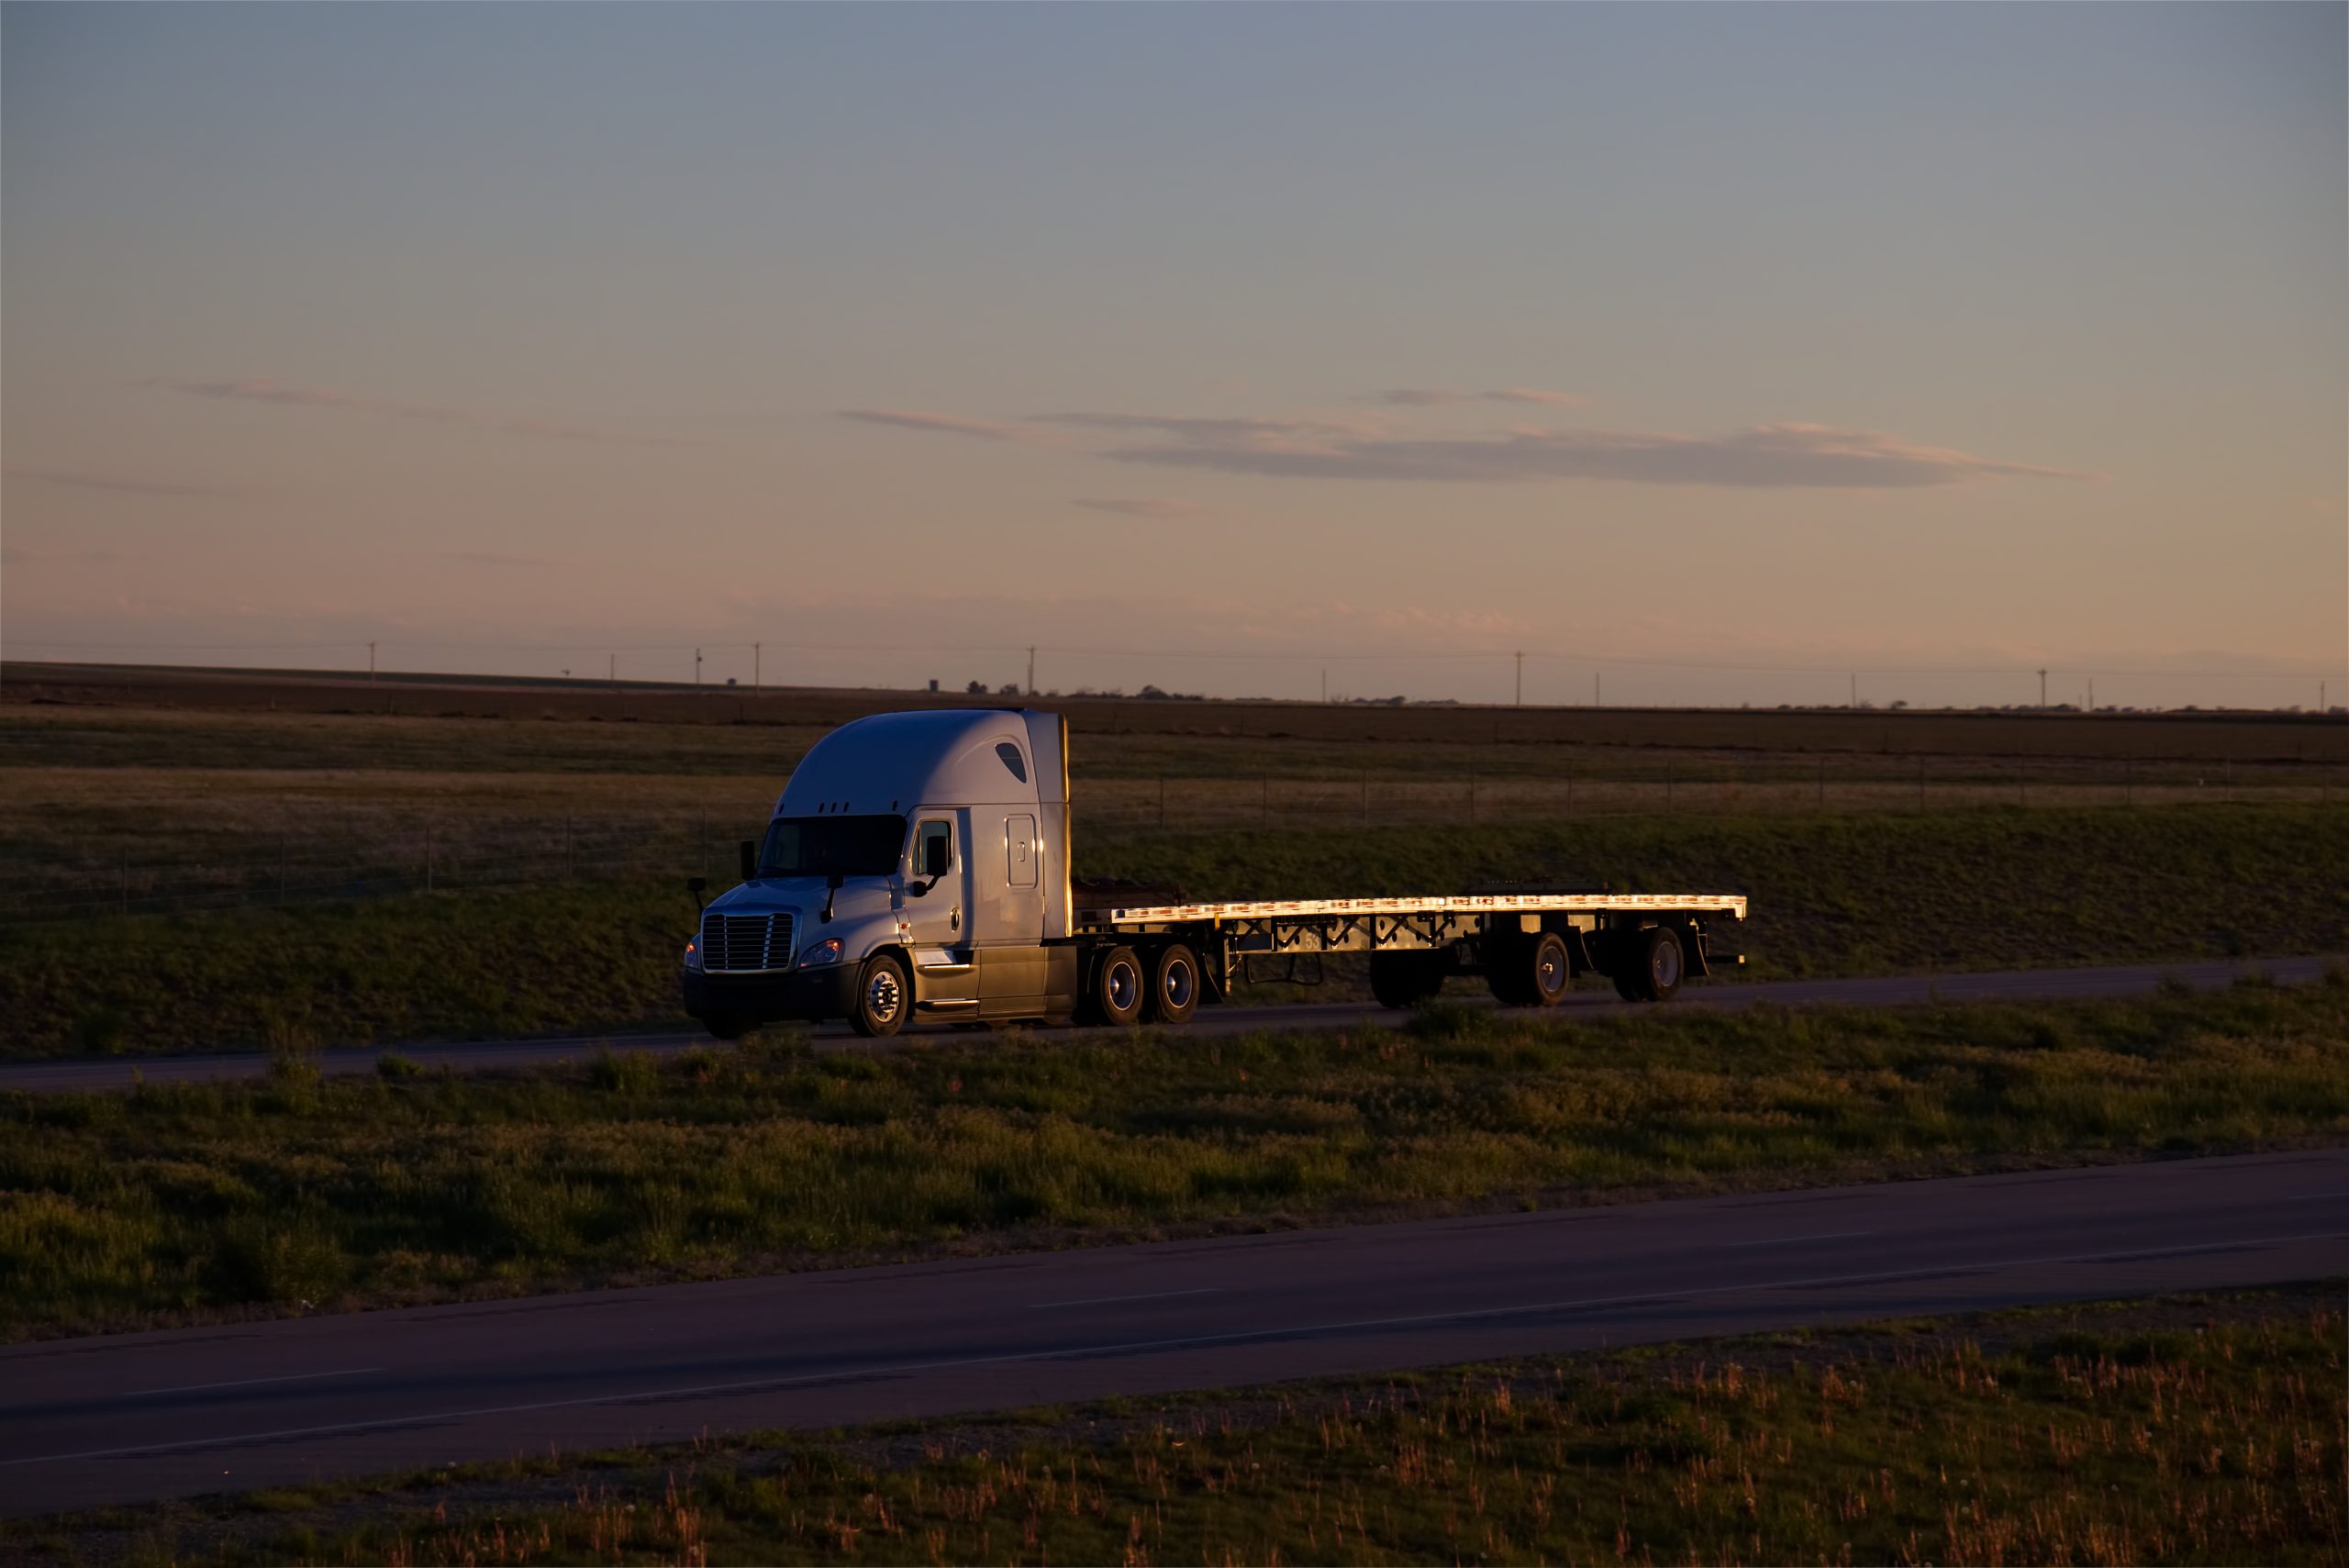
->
1147;944;1201;1025
1484;935;1533;1006
1527;931;1572;1006
1613;927;1686;1003
1084;946;1145;1027
702;1016;750;1042
849;953;909;1038
1490;931;1571;1006
1370;951;1447;1009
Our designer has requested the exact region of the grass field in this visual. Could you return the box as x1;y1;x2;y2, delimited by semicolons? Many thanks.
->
2;805;2343;1058
24;1286;2340;1565
4;977;2343;1338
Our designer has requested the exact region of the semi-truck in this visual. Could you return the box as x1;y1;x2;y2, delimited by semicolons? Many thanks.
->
682;707;1745;1039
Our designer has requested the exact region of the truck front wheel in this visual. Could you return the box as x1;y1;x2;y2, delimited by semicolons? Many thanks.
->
1612;927;1686;1003
849;953;909;1038
1147;944;1200;1025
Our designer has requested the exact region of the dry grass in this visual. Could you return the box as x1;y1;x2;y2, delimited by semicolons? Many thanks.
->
57;1288;2344;1567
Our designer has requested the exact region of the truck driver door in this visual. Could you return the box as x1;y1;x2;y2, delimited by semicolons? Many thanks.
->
904;815;975;1015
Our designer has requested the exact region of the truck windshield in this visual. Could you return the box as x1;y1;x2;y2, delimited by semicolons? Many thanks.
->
759;815;907;878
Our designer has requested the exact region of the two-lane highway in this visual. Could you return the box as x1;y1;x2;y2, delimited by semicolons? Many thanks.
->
2;953;2335;1095
4;1148;2342;1516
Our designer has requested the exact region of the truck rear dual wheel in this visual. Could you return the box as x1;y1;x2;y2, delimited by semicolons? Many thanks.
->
1486;931;1573;1007
1148;944;1201;1025
1611;927;1687;1003
1082;946;1147;1027
1370;951;1449;1009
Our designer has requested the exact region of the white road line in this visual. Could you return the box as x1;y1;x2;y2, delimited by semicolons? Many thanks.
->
117;1367;385;1400
1723;1231;1874;1249
1031;1288;1221;1310
6;1229;2342;1472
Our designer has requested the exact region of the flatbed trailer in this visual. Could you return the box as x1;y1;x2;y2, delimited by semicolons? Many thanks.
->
683;709;1746;1037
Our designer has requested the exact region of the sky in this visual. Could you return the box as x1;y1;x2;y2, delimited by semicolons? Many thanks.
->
4;2;2344;709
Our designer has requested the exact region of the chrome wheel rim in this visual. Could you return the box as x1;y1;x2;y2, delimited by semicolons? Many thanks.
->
1107;961;1140;1013
1653;941;1682;988
1537;950;1564;993
866;967;903;1023
1163;958;1197;1010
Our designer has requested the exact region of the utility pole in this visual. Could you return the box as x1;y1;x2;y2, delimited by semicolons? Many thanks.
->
695;648;703;688
1027;646;1036;697
2038;668;2048;710
753;641;761;696
1514;651;1524;707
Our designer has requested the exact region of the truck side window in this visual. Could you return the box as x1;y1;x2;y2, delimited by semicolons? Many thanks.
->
995;743;1028;784
917;820;952;878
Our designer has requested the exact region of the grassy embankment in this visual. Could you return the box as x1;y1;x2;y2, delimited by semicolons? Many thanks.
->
4;977;2344;1338
2;804;2343;1058
23;1289;2341;1565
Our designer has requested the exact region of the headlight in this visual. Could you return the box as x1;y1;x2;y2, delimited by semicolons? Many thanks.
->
683;939;703;972
800;938;843;967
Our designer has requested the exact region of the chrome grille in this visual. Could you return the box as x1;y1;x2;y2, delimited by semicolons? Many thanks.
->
701;911;794;973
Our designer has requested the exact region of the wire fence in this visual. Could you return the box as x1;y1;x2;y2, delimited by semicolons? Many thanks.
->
0;758;2339;923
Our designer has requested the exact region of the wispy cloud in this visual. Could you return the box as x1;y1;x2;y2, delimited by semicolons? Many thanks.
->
1371;387;1586;408
147;378;687;449
1108;420;2083;489
5;466;236;499
1071;496;1216;521
838;408;1050;444
2;543;118;566
837;395;2080;489
445;551;555;569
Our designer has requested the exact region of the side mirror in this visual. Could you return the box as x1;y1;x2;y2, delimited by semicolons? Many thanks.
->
739;840;757;883
685;876;707;895
924;837;952;878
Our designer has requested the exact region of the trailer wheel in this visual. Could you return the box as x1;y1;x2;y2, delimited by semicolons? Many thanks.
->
1370;951;1447;1009
1613;927;1686;1003
1147;944;1200;1025
849;953;908;1038
1487;932;1571;1006
1082;946;1146;1028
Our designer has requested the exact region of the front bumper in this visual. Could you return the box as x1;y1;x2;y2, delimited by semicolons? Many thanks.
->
683;964;861;1025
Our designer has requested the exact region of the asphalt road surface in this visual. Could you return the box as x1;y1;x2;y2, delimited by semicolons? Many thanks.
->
3;1149;2343;1516
2;954;2336;1095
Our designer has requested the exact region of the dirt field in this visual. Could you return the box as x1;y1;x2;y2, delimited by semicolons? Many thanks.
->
10;659;2346;762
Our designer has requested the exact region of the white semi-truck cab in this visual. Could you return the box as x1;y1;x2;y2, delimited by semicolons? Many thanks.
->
682;707;1746;1039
